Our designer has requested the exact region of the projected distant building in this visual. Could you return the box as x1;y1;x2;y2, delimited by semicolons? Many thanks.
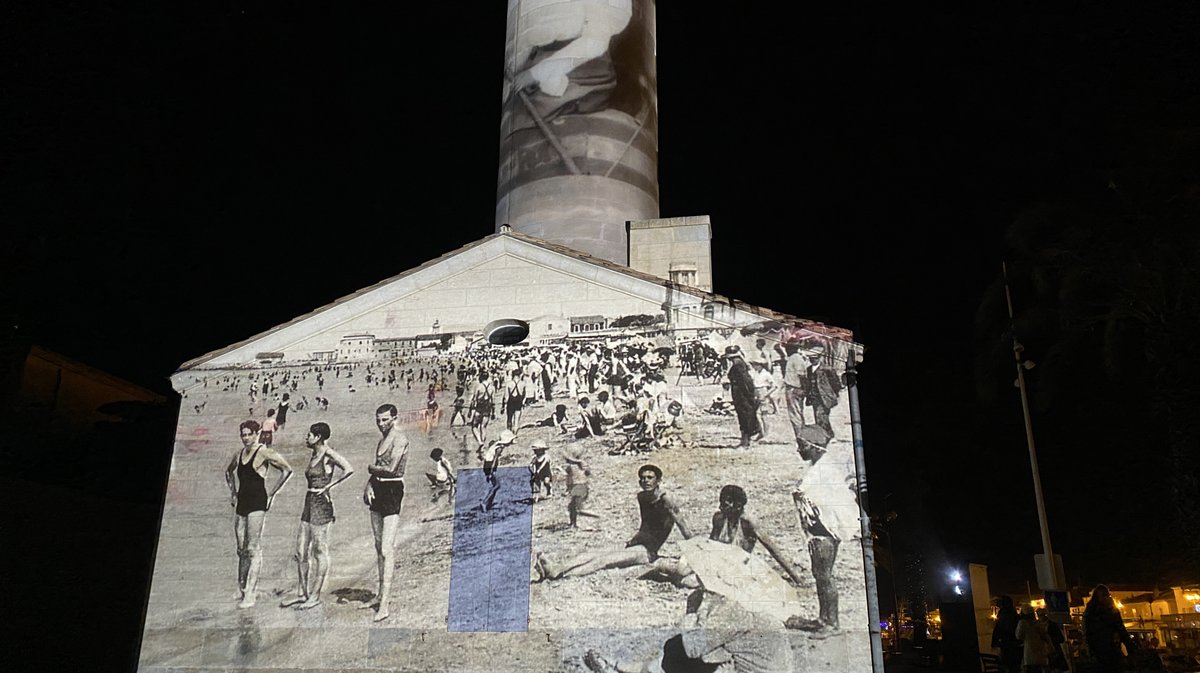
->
137;3;876;672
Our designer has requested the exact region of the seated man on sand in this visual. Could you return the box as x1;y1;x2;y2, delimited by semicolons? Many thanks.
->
534;464;691;580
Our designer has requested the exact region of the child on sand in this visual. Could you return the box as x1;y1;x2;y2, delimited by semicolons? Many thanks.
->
562;446;598;528
528;441;552;502
707;386;734;415
448;386;466;426
534;404;572;434
425;448;455;503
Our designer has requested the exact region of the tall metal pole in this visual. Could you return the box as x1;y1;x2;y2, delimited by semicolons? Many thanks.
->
1002;263;1058;585
846;350;885;673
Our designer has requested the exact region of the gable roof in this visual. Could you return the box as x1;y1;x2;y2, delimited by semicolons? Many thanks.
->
177;231;854;374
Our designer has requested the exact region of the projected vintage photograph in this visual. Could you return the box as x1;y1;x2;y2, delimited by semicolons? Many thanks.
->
138;236;871;672
498;0;657;193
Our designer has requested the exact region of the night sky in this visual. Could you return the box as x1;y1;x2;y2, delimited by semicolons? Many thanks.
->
6;2;1199;669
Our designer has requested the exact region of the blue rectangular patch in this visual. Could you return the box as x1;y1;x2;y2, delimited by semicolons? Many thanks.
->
447;467;533;632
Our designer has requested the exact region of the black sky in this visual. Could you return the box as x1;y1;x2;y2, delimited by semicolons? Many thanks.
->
6;1;1199;658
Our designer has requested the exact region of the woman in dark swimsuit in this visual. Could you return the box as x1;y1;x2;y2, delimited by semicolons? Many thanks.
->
225;419;293;608
276;393;290;430
281;422;353;609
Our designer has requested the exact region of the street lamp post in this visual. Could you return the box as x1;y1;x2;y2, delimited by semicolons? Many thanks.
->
1003;262;1061;590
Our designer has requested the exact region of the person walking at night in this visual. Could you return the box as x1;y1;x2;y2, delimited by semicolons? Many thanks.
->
1015;606;1053;673
724;345;760;449
993;595;1023;673
1084;584;1134;673
225;420;293;609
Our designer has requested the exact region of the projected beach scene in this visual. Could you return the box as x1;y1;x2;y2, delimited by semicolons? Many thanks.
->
138;235;870;672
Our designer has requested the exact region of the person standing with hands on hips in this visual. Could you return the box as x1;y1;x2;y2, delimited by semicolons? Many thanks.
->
225;419;293;609
281;422;353;610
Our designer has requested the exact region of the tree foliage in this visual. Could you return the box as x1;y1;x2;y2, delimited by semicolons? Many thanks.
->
975;129;1200;580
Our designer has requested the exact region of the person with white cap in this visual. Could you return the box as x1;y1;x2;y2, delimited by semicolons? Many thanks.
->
790;436;859;633
781;339;811;446
804;344;843;438
528;440;553;501
750;359;776;440
477;428;517;511
562;445;599;528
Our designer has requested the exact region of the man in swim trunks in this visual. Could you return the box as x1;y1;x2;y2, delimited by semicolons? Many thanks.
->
225;419;293;609
469;371;496;445
535;464;692;580
362;404;409;621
